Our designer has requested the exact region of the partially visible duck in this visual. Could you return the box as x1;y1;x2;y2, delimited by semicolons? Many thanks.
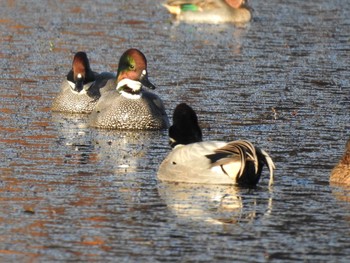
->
330;139;350;185
157;103;275;186
89;48;169;130
52;52;115;114
163;0;252;24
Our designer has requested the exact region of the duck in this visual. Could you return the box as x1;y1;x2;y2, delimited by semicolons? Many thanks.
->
157;103;275;186
52;52;115;114
163;0;252;24
89;48;169;130
330;139;350;185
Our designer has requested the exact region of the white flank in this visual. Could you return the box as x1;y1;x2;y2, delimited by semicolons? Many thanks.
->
210;161;242;181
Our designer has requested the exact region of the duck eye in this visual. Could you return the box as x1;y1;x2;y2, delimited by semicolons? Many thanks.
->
130;64;135;69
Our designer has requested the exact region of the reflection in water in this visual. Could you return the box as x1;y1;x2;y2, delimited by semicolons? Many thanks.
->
1;110;165;261
93;129;165;174
158;182;273;225
51;112;165;174
167;22;249;56
51;112;97;165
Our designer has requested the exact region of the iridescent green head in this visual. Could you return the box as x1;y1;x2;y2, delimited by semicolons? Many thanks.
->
116;48;156;90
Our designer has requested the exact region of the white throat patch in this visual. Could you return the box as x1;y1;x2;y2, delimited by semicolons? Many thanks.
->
67;80;94;95
117;78;142;100
120;91;142;99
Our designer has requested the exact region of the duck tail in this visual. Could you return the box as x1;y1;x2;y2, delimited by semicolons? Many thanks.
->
162;3;181;15
206;140;256;179
259;149;275;186
207;140;275;186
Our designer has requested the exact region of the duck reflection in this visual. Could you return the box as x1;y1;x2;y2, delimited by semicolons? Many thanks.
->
51;112;97;165
93;129;165;174
166;20;248;55
158;182;273;225
52;112;166;173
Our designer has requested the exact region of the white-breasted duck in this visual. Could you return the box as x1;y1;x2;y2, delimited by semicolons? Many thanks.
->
89;49;169;130
52;51;115;113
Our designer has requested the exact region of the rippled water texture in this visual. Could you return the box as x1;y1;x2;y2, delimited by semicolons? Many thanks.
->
1;0;350;262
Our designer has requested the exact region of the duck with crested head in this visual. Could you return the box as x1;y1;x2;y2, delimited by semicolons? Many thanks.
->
157;103;275;186
163;0;252;24
89;48;169;130
330;139;350;185
52;51;115;114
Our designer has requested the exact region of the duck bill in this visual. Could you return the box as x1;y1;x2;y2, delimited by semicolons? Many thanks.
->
140;71;156;90
74;78;84;92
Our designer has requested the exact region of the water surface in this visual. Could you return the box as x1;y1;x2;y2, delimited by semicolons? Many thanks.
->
1;0;350;262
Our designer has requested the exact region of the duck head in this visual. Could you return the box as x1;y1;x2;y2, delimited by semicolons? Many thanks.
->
225;0;247;9
169;103;203;148
116;49;156;99
67;52;95;93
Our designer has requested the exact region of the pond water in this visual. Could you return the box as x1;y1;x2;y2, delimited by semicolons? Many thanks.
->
1;0;350;262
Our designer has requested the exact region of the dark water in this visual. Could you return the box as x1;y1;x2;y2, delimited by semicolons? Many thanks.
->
1;0;350;262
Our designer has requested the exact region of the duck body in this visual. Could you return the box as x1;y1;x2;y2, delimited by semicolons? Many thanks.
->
52;52;115;114
52;72;115;113
163;0;251;24
159;141;234;184
330;139;350;185
89;89;169;130
158;140;274;185
157;103;275;186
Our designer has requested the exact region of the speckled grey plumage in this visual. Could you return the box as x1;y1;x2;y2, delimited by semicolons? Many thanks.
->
89;90;169;130
52;72;115;114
